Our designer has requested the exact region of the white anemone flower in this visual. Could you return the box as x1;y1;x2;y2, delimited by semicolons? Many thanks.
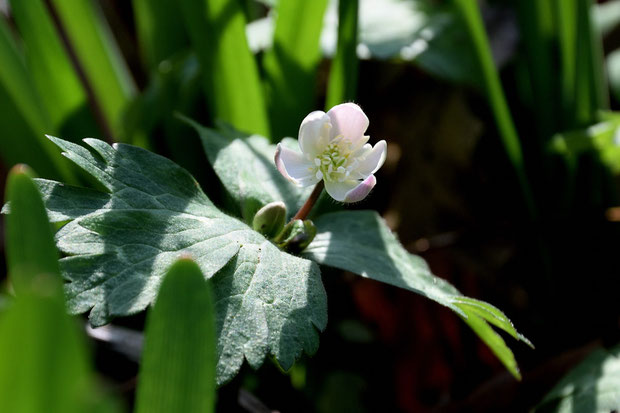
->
275;103;387;203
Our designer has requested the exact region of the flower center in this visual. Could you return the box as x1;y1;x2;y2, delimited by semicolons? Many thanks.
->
313;138;355;182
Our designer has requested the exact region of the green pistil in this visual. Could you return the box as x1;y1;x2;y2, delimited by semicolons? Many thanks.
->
317;143;350;182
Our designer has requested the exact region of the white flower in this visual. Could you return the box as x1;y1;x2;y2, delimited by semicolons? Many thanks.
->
275;103;387;203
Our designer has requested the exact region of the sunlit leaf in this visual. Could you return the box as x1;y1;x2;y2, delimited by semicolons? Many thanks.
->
24;136;326;385
304;210;531;379
535;345;620;412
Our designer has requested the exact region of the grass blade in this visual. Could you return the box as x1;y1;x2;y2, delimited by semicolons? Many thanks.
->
515;0;558;140
556;0;608;129
0;19;75;181
4;165;60;294
0;165;107;413
263;0;329;138
326;0;359;109
135;258;216;413
8;0;99;138
132;0;189;70
50;0;137;139
179;0;270;137
0;282;92;413
452;0;536;218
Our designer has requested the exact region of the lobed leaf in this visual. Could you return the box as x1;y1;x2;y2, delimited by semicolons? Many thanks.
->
28;136;327;385
303;210;530;379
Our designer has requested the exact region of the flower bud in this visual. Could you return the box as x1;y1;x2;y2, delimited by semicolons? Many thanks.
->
252;201;287;238
274;219;317;253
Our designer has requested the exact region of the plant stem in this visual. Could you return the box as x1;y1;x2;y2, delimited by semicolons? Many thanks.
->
292;181;324;221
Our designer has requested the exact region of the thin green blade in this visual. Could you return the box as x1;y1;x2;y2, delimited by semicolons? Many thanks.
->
0;18;74;181
452;0;536;219
135;258;216;413
132;0;189;70
4;165;61;294
0;280;91;413
51;0;137;139
8;0;99;137
179;0;270;136
263;0;329;138
325;0;359;109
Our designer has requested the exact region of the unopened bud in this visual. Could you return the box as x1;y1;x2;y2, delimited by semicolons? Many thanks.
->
274;219;317;254
252;201;287;238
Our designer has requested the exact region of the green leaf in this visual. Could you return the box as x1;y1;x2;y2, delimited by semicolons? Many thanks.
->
51;0;137;138
31;136;327;385
185;118;312;222
8;0;99;136
263;0;328;138
179;0;270;136
4;165;61;294
594;0;620;36
0;17;75;181
535;345;620;412
0;278;91;413
551;116;620;174
607;49;620;103
556;0;608;129
246;0;483;87
135;258;216;413
325;0;359;109
303;210;531;379
132;0;189;70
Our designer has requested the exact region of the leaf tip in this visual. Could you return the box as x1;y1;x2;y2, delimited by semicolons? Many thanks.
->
8;163;35;178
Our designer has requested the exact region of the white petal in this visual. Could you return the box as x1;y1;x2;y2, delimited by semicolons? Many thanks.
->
356;140;387;176
326;103;369;145
275;144;320;187
351;143;372;158
324;175;376;203
299;110;330;156
350;135;370;152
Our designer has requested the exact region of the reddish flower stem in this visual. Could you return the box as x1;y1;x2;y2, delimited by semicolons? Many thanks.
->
291;181;324;221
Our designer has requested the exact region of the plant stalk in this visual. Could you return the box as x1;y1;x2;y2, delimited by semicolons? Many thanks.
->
292;181;324;221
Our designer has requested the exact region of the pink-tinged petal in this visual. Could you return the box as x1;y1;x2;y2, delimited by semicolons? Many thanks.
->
299;110;330;156
356;140;387;176
344;175;376;203
326;103;369;144
275;144;320;187
323;175;376;203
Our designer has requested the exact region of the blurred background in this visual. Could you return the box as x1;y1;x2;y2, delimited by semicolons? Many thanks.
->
2;0;620;411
